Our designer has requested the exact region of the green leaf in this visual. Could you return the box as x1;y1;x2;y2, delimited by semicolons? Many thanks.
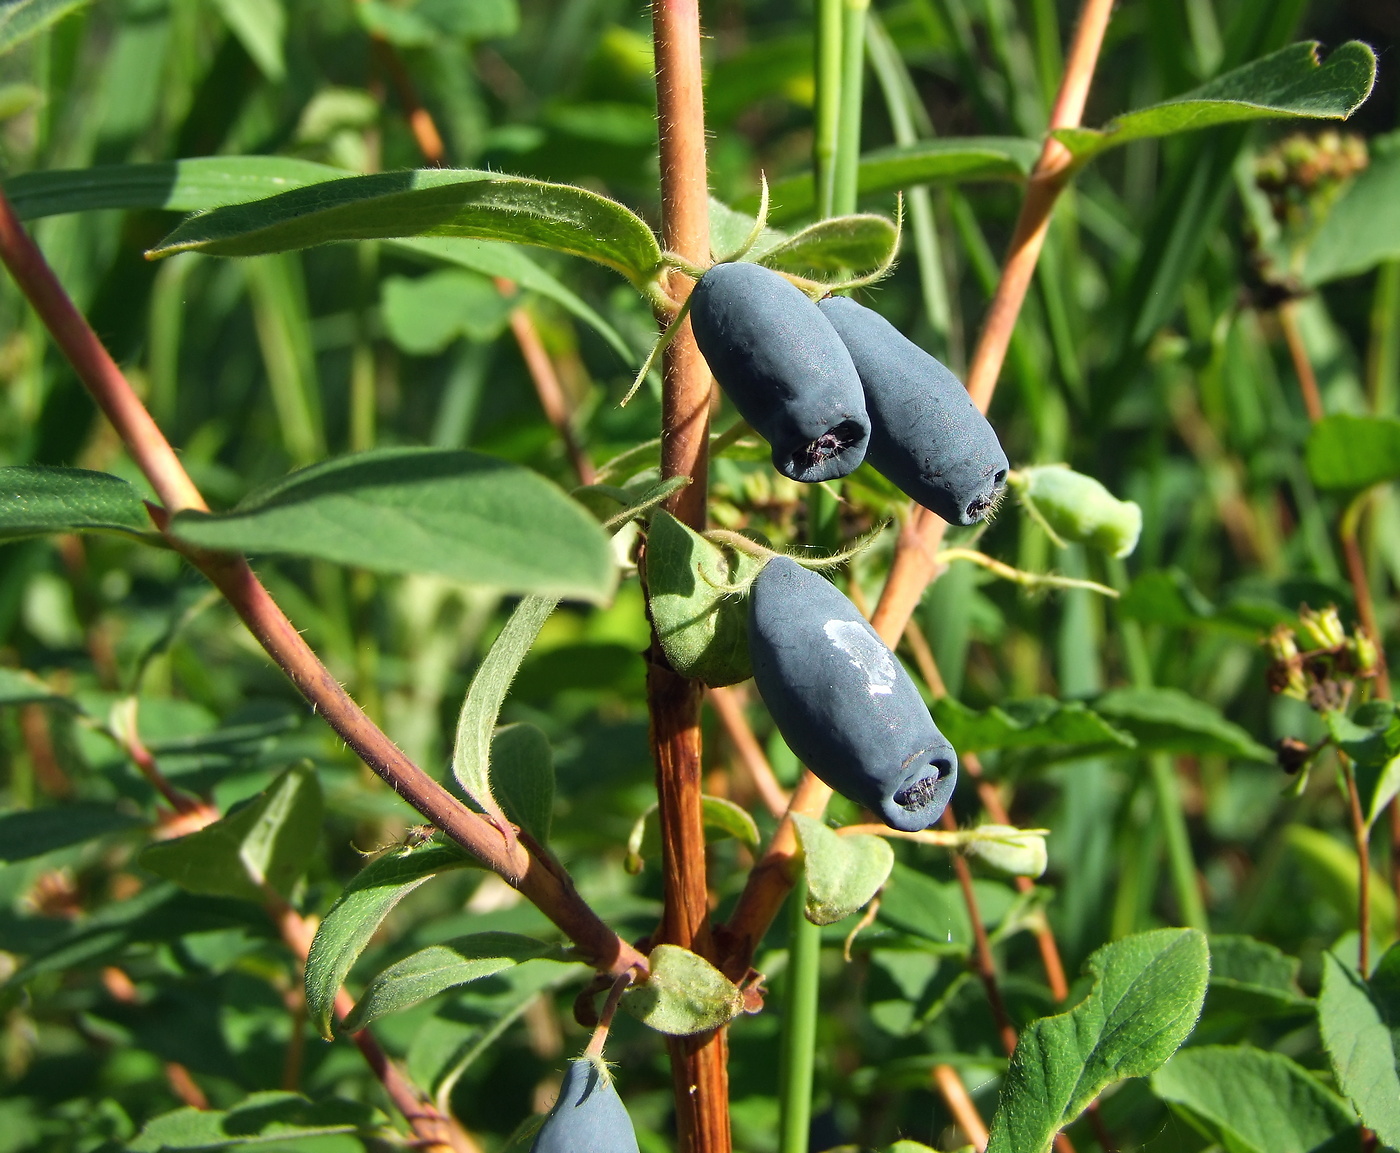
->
342;932;555;1032
875;862;972;952
304;840;477;1039
407;960;586;1101
757;215;898;278
0;805;143;863
0;466;152;541
761;137;1040;224
621;943;746;1035
138;766;322;903
1319;951;1400;1147
1328;703;1400;830
1;160;635;366
380;269;514;354
168;448;616;604
1305;131;1400;285
986;928;1209;1153
149;168;663;286
626;795;760;873
1092;687;1273;761
1306;414;1400;492
933;696;1137;754
0;0;92;57
452;596;557;826
128;1091;384;1152
792;815;895;926
209;0;286;81
490;723;555;845
1055;41;1377;163
0;667;77;709
1207;934;1310;1015
1151;1045;1355;1153
4;157;344;220
645;510;760;687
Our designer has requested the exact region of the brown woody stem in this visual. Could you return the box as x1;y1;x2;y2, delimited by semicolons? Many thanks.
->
650;0;728;1146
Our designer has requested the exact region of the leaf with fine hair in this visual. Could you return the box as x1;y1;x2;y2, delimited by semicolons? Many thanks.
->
0;466;153;541
147;168;664;286
342;932;558;1032
985;928;1209;1153
304;841;479;1039
1056;41;1377;163
792;815;894;926
621;944;745;1035
452;596;558;831
1319;947;1400;1147
758;214;898;279
168;448;617;604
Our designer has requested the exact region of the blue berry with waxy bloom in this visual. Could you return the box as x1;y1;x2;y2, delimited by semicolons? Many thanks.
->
531;1056;640;1153
818;294;1008;525
690;261;870;483
747;556;957;831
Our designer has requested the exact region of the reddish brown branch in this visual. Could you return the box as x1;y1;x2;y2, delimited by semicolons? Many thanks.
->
932;1062;989;1151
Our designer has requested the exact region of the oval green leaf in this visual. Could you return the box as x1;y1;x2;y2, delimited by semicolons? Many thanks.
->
148;168;663;286
792;814;894;926
1306;413;1400;492
621;943;745;1036
0;466;153;541
167;448;617;604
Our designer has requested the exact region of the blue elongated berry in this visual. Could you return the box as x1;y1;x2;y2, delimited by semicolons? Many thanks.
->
748;556;957;832
690;262;869;483
531;1057;641;1153
818;295;1008;525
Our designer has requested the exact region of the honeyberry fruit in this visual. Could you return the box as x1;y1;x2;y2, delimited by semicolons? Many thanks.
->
531;1057;641;1153
747;556;957;832
818;295;1008;524
690;262;869;483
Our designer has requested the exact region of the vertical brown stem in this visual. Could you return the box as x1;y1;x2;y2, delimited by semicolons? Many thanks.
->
650;0;725;1146
1343;759;1372;975
1280;300;1325;422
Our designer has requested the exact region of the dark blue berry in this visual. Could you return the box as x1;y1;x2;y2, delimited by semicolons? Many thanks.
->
690;262;869;483
747;556;957;832
818;295;1008;525
531;1057;640;1153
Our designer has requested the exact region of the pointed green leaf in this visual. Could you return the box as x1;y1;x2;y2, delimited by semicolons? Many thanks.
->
1207;934;1310;1015
646;510;759;687
452;596;557;825
139;767;322;903
128;1091;384;1152
1151;1045;1355;1153
933;696;1137;753
0;466;152;541
168;448;616;603
792;815;895;926
381;269;513;354
761;137;1040;224
621;943;745;1035
1306;414;1400;492
1092;687;1273;761
758;214;898;278
342;932;556;1032
1056;41;1377;163
1305;131;1400;285
986;929;1209;1153
148;168;663;285
1319;950;1400;1147
304;840;477;1039
2;159;635;366
0;0;93;57
490;722;555;845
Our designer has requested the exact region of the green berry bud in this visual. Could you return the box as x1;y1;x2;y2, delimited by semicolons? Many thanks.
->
1019;466;1142;558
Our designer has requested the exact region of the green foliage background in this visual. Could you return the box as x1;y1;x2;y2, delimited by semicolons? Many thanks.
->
1;0;1399;1150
